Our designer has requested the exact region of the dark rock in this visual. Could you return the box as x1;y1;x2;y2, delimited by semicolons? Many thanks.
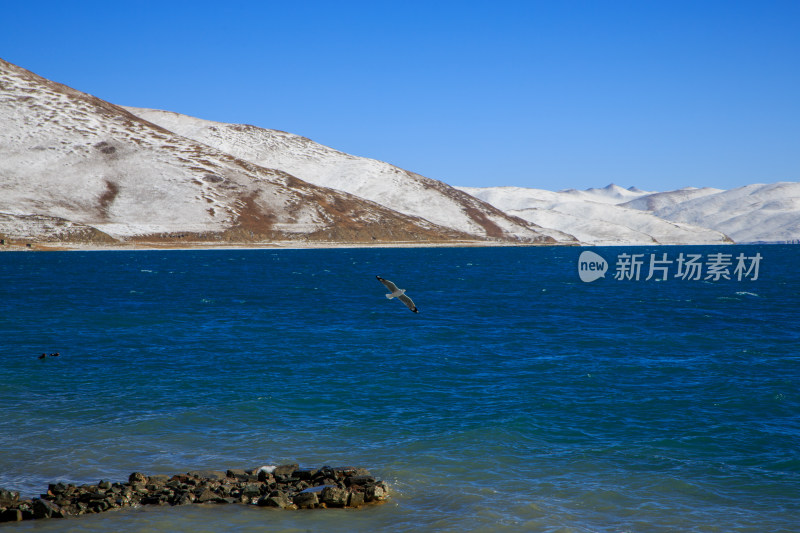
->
365;481;390;502
294;468;318;480
320;486;348;507
52;497;70;507
294;480;310;491
257;492;293;508
292;490;318;509
346;475;376;487
147;475;170;486
335;466;370;478
348;491;365;508
0;489;19;506
102;498;118;510
173;493;195;506
88;500;109;512
1;508;22;522
241;483;262;497
48;482;68;496
85;490;109;503
195;489;218;503
272;464;298;476
187;470;227;481
33;499;64;519
226;469;248;479
317;466;337;479
98;480;112;490
129;472;148;484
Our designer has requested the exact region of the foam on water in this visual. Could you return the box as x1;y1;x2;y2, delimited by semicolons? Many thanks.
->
0;246;798;532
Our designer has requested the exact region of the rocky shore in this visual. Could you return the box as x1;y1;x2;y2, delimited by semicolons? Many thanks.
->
0;465;390;523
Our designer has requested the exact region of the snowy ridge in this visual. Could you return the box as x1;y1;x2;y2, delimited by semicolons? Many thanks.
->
622;187;724;211
125;107;567;244
559;183;656;205
623;182;800;243
458;186;733;245
0;58;483;245
461;181;800;244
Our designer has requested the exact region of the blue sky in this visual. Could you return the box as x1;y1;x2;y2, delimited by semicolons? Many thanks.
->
2;1;799;191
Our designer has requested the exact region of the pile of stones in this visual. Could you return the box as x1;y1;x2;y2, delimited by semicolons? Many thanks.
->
0;465;390;523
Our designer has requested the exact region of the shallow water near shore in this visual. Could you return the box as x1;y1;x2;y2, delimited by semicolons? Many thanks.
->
1;245;798;532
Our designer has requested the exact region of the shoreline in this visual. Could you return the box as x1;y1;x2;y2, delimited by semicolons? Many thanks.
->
0;240;785;252
0;239;573;252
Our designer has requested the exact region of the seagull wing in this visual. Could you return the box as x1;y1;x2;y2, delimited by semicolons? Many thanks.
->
398;293;419;313
376;276;399;292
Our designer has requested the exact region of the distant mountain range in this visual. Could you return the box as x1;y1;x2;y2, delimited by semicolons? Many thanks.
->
460;182;800;244
1;57;797;248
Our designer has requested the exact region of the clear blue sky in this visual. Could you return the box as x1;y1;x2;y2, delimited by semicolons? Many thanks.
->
2;0;798;191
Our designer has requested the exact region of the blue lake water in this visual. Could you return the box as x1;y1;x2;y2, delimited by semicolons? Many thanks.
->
0;245;798;532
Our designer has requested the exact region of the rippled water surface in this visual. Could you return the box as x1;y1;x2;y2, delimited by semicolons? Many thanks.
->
1;246;798;532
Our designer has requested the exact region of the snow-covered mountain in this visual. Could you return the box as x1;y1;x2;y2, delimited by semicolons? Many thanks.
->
559;183;656;205
0;58;560;246
1;57;795;248
123;107;569;244
622;186;724;211
462;181;800;244
622;182;800;243
458;184;734;245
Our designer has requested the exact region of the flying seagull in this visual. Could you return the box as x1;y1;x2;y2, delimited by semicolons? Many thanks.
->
376;276;419;313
